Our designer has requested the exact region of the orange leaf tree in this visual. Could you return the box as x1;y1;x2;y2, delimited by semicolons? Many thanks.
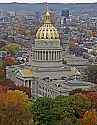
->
0;90;33;125
81;111;96;125
16;85;31;98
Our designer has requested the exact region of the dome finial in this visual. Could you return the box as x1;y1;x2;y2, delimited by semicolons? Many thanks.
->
45;2;48;12
43;2;51;24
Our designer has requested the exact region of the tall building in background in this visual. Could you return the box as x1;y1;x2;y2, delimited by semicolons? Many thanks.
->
60;9;71;49
60;9;70;27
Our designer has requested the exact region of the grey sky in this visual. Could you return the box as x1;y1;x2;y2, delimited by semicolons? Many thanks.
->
0;0;96;3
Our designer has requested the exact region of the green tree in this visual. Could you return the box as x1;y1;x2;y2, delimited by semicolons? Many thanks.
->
53;95;91;124
82;65;97;83
69;88;83;95
0;60;6;80
32;97;55;125
32;95;91;125
1;43;22;55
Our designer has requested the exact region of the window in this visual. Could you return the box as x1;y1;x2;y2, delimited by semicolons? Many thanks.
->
25;80;27;87
41;51;42;60
46;51;48;60
29;80;31;88
43;51;45;60
55;51;56;60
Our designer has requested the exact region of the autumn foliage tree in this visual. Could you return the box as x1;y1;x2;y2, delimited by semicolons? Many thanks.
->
0;90;33;125
81;91;97;111
0;68;5;80
16;85;31;98
0;79;16;90
80;111;96;125
1;43;22;55
3;56;16;66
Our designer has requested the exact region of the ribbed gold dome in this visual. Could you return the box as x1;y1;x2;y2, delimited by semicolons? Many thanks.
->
36;11;59;39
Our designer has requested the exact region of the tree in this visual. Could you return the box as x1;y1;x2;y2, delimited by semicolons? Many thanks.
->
32;97;55;125
81;111;96;125
59;117;82;125
69;88;83;95
1;43;22;55
3;56;16;66
0;79;16;90
53;95;91;121
82;91;97;111
0;90;33;125
16;85;31;98
0;60;6;80
82;65;97;83
69;38;76;54
32;95;91;125
0;68;5;80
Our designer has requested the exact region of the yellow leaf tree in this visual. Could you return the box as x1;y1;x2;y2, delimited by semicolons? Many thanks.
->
0;90;33;125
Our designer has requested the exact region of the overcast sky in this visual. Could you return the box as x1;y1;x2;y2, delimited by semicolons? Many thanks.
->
0;0;96;3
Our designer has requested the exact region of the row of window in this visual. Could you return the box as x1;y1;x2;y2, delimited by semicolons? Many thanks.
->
39;28;57;32
37;33;58;39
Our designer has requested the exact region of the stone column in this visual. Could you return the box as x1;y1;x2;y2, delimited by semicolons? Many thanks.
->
57;51;59;60
48;50;49;61
37;51;38;60
60;51;62;60
42;50;43;60
53;51;55;60
58;51;60;60
23;80;25;86
27;80;29;88
35;51;37;60
56;51;57;60
39;51;41;60
51;50;52;60
59;51;62;60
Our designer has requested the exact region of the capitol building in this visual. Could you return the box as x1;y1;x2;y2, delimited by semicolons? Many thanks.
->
6;9;94;99
32;10;65;79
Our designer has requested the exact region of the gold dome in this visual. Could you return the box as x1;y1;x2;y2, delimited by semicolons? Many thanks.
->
36;11;59;39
